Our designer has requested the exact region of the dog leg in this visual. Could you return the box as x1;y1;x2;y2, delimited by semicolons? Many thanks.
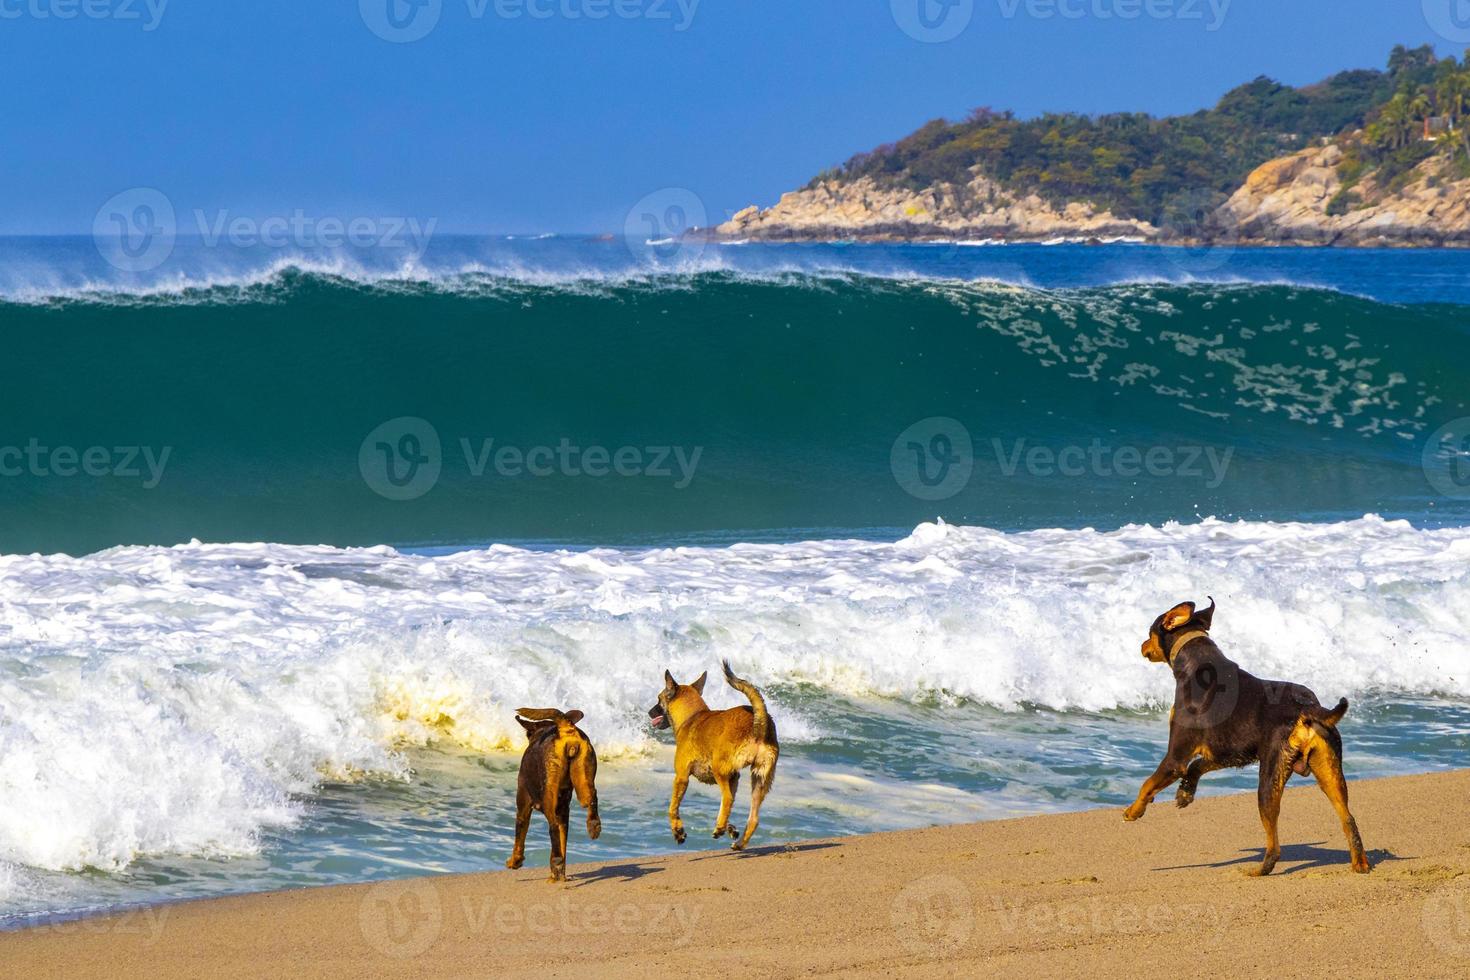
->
1308;744;1370;873
1124;760;1182;821
506;790;532;870
546;812;568;884
1175;757;1223;809
1249;757;1288;877
732;767;770;851
713;771;739;838
668;772;689;845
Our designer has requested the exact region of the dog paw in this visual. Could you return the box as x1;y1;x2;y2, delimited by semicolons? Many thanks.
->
673;828;687;845
712;826;726;839
1174;792;1194;810
1352;857;1372;874
730;840;746;852
505;856;524;870
1122;805;1144;822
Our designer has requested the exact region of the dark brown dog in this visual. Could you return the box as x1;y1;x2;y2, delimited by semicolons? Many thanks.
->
1124;598;1369;876
648;661;778;851
505;708;601;882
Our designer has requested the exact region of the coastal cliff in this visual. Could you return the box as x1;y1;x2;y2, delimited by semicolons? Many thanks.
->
716;145;1470;247
713;44;1470;248
718;172;1156;243
1214;144;1470;246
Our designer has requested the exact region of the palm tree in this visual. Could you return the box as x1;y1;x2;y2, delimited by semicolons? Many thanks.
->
1376;95;1414;149
1442;72;1470;125
1410;90;1434;141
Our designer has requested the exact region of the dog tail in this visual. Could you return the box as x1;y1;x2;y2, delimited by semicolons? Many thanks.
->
1307;697;1349;729
722;660;771;744
1290;698;1348;769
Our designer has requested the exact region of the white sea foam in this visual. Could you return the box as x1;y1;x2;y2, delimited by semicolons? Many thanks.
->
1;517;1468;889
0;239;1355;306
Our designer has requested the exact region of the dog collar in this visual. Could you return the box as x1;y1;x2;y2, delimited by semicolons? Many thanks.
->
1166;630;1211;664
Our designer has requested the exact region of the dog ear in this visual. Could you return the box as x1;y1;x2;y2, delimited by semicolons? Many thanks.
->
515;707;563;722
692;671;707;694
1161;602;1196;631
515;716;539;734
563;710;584;725
663;670;677;693
1195;596;1216;630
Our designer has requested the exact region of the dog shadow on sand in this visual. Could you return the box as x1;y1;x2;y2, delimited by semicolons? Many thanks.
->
687;841;843;862
1154;841;1403;875
565;861;668;887
563;842;843;887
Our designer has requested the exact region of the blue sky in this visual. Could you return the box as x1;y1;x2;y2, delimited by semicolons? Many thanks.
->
1;0;1462;233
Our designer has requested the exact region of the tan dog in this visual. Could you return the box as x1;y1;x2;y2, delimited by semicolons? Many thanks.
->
505;708;601;882
648;661;778;850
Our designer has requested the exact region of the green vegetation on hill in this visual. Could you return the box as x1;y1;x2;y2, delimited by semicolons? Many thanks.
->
813;45;1470;227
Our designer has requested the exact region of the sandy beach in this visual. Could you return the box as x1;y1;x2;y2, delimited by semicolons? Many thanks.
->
3;768;1467;978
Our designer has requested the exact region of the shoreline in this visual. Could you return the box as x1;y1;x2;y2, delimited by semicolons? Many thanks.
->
5;768;1468;977
694;229;1470;249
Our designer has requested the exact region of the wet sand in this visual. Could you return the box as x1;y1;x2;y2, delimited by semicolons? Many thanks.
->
4;769;1468;978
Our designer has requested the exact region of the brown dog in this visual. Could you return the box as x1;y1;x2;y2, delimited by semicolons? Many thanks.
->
505;708;601;882
1124;598;1369;876
648;661;778;851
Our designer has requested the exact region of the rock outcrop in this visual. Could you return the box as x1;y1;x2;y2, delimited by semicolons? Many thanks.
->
715;146;1470;247
716;172;1156;243
1215;144;1470;246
